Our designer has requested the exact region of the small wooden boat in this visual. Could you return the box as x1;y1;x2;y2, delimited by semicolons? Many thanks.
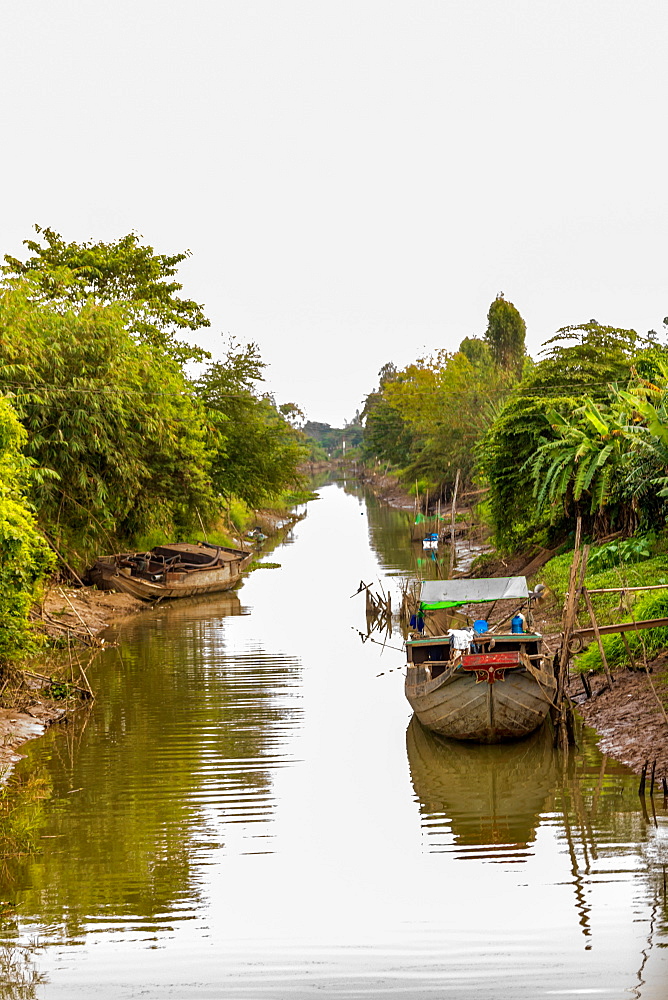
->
90;541;253;601
405;577;556;743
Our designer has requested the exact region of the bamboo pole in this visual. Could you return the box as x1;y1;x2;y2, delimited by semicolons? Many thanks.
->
58;588;98;643
449;469;461;576
586;584;668;595
621;632;638;671
41;534;85;588
582;587;613;691
573;616;668;639
556;519;583;750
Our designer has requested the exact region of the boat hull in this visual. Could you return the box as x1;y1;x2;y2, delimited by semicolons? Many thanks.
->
405;663;555;743
91;553;253;601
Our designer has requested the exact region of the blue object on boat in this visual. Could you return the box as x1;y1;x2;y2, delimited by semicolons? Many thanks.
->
424;532;439;541
511;614;525;634
473;619;488;634
409;613;425;631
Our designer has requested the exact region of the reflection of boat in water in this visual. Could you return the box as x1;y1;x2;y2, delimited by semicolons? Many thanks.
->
151;590;245;621
91;542;253;601
406;716;558;861
405;577;557;743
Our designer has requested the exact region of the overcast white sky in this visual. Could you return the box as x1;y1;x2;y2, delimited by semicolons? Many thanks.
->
2;1;667;426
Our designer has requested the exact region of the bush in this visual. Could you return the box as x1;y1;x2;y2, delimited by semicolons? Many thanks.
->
0;397;54;666
575;592;668;673
587;533;655;574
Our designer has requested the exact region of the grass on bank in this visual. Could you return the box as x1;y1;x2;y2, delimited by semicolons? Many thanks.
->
535;532;668;674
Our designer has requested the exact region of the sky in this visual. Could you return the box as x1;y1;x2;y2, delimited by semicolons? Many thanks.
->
1;0;667;426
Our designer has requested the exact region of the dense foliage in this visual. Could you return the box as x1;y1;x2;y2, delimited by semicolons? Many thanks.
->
195;341;308;507
360;304;668;552
3;225;210;361
484;294;526;377
361;329;516;492
0;228;309;607
0;284;215;550
0;395;54;665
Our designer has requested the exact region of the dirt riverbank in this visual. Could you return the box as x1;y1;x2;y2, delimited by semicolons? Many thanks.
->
356;468;416;509
568;657;668;778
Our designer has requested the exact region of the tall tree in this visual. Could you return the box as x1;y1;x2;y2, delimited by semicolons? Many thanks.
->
0;284;215;551
484;295;526;377
195;340;308;507
2;226;210;361
477;322;646;549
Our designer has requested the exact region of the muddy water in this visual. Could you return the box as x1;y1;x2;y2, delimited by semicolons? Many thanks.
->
1;481;668;998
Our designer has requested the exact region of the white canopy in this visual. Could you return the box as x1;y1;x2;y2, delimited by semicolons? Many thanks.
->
420;577;529;609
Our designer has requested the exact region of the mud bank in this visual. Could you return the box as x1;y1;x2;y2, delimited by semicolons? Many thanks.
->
0;703;68;778
570;658;668;777
356;469;415;509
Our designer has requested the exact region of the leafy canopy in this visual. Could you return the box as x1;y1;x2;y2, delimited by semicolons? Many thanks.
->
477;322;644;548
0;395;54;665
484;295;526;377
2;226;210;361
195;340;308;507
0;283;215;551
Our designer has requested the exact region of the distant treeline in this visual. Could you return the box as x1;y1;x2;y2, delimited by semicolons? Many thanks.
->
359;294;668;552
0;226;310;664
302;419;363;459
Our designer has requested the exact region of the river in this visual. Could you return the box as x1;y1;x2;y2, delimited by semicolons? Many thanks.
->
1;480;668;998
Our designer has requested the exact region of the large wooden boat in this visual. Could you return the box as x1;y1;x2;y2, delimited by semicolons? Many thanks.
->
405;577;556;743
90;541;253;601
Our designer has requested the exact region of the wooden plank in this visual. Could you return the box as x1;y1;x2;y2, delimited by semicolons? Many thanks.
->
586;584;668;595
582;587;613;690
573;616;668;640
556;519;582;751
462;652;521;667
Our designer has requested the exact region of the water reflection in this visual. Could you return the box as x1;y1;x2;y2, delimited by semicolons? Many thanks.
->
345;484;450;580
1;482;668;997
408;709;668;977
3;592;301;942
407;716;557;861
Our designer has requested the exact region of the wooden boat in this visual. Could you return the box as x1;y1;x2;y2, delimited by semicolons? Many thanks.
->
90;541;253;601
405;577;556;743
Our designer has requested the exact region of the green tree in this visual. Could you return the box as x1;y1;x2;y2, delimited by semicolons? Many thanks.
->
373;349;508;490
2;226;210;361
0;284;215;553
195;341;308;507
0;394;54;665
458;336;493;368
478;322;645;548
484;295;526;377
361;364;415;467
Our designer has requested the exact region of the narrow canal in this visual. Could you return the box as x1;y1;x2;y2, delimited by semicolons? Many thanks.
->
2;481;668;998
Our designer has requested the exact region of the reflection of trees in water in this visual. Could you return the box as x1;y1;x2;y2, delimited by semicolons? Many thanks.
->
3;602;301;940
342;482;447;581
0;943;45;999
0;771;52;889
408;717;668;969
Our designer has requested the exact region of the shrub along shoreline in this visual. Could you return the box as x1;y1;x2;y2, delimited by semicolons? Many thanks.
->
0;227;314;756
